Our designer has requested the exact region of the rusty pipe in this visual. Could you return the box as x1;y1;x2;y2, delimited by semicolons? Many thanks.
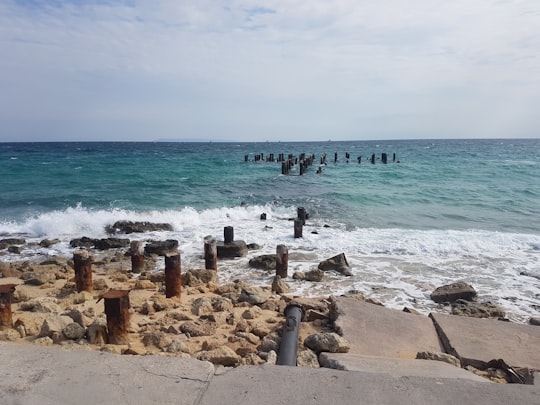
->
277;303;303;366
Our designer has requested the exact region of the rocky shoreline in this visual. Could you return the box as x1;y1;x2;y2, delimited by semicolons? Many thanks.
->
1;231;539;383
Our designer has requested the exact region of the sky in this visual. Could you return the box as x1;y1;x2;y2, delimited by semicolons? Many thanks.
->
0;0;539;142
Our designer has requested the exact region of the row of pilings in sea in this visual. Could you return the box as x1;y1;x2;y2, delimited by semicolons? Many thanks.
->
245;152;399;175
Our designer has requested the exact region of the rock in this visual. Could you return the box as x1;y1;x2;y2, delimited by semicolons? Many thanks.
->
39;238;60;247
21;271;55;286
247;243;261;250
403;307;422;315
0;238;26;245
192;297;214;316
242;306;263;320
0;329;21;341
529;317;540;326
93;278;109;290
297;349;320;368
63;309;92;328
303;332;350;353
151;295;175;311
239;286;271;305
430;281;477;303
93;238;130;250
257;332;281;353
142;331;173;350
134;279;157;290
71;291;94;305
271;275;290;294
266;350;277;364
183;269;217;285
196;346;240;367
144;240;179;256
212;297;233;312
13;317;41;337
0;263;23;278
33;336;54;346
293;268;324;282
87;319;108;345
416;351;461;368
217;240;248;258
70;237;95;248
318;253;352;276
8;246;24;254
63;322;85;340
165;339;191;354
39;315;73;342
148;271;164;283
180;321;216;337
451;299;505;318
20;297;62;313
248;254;276;270
105;220;173;234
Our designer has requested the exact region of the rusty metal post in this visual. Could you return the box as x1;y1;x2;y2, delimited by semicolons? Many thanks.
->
294;219;303;238
0;284;16;330
101;290;131;345
224;226;234;244
204;236;217;271
73;250;93;292
276;244;288;278
130;240;145;273
164;252;182;298
297;207;307;225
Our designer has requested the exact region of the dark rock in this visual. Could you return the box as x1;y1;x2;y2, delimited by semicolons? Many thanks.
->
529;317;540;326
247;243;261;250
144;239;179;256
318;253;352;276
431;282;477;303
8;246;24;254
451;299;505;318
0;238;26;245
293;268;324;282
93;238;130;250
217;240;248;258
70;237;95;248
39;239;60;247
249;254;276;270
105;220;173;234
260;213;267;220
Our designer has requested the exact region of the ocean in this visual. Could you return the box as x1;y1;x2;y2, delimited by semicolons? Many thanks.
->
1;139;539;322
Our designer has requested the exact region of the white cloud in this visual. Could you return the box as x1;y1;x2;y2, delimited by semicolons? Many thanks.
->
0;0;539;141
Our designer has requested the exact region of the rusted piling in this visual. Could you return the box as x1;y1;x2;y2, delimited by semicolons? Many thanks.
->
294;218;303;238
101;290;131;345
0;284;16;330
393;153;396;162
130;240;145;273
276;245;288;278
224;226;234;244
371;153;376;164
297;207;307;225
165;252;182;298
334;152;338;163
357;156;362;164
204;236;217;271
382;153;388;164
73;250;93;293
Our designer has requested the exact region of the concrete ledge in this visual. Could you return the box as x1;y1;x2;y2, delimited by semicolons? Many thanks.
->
319;353;490;382
333;297;442;358
430;312;540;370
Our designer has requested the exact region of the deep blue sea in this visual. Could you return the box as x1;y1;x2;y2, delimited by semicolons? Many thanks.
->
1;139;539;321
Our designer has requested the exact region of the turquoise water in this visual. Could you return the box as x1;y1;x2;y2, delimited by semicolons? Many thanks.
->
1;139;539;321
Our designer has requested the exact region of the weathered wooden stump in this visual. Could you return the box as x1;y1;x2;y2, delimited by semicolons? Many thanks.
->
73;250;93;293
224;226;234;244
0;284;16;330
165;252;182;298
101;289;131;345
204;236;217;271
130;240;145;273
276;245;288;278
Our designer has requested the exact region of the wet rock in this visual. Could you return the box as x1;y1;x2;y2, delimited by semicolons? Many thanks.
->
304;332;350;353
293;268;324;282
144;240;179;256
249;254;276;270
430;281;477;303
217;240;248;258
180;321;216;337
105;220;173;234
70;237;95;248
39;238;60;247
318;253;352;276
63;322;85;340
196;346;240;366
451;299;505;318
93;238;130;250
8;246;24;254
247;243;261;250
0;238;26;245
529;317;540;326
416;351;461;368
297;349;320;368
271;275;290;294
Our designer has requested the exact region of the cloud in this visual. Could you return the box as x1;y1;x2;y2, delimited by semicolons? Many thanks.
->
0;0;539;141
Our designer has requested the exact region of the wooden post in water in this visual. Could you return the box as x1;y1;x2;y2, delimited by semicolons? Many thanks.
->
224;226;234;244
294;219;303;238
297;207;307;225
204;236;217;271
101;290;130;345
130;240;145;273
73;250;93;293
0;284;16;330
165;252;182;298
276;245;288;278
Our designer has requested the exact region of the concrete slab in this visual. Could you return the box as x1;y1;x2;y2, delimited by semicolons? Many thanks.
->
319;353;489;382
430;312;540;369
201;364;539;405
333;297;442;358
0;343;214;405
